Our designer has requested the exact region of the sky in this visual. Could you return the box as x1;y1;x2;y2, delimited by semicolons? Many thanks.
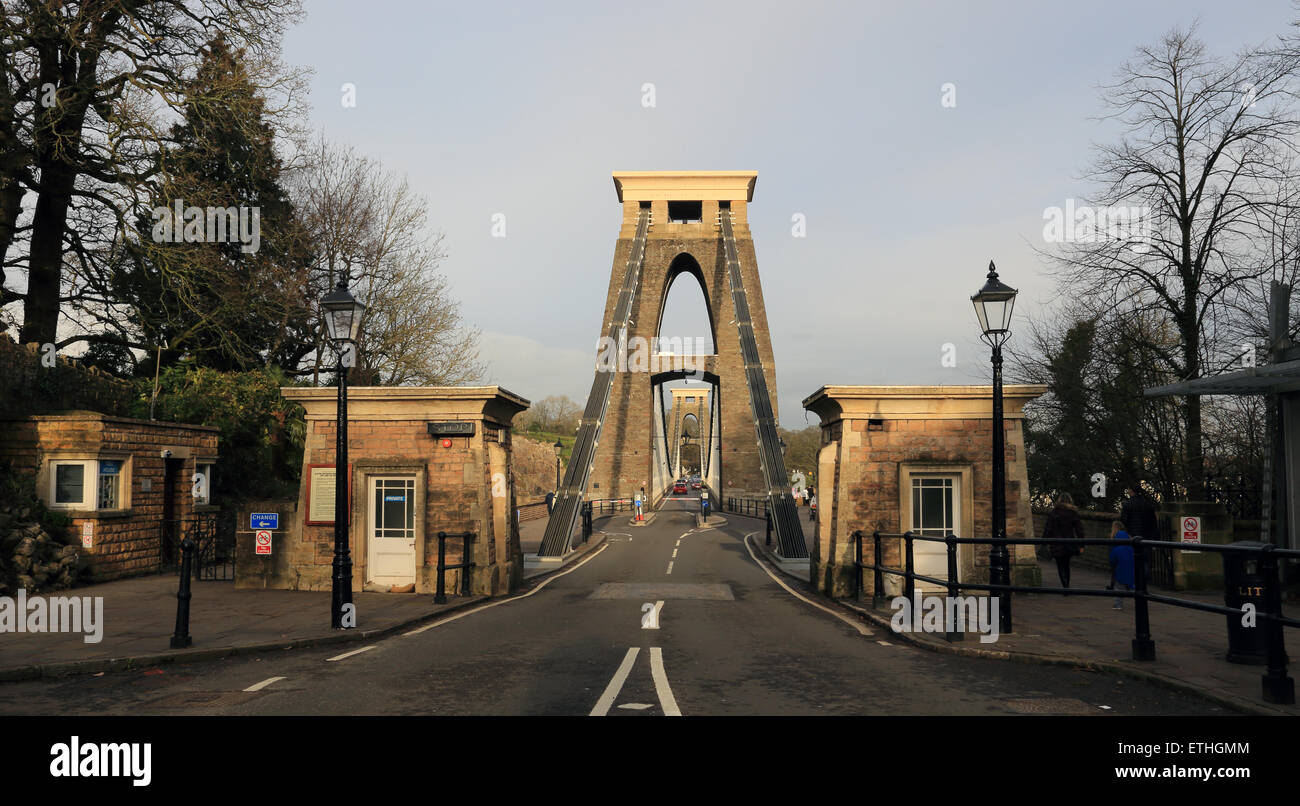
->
280;0;1297;424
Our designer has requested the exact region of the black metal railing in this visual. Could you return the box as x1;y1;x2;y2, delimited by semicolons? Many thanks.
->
161;513;235;581
588;498;634;515
852;529;1298;705
434;531;475;604
724;496;770;518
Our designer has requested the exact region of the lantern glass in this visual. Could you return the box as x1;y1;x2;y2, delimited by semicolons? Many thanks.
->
321;283;366;343
971;263;1018;338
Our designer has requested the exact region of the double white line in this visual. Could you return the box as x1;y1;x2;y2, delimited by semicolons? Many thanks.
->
589;647;681;716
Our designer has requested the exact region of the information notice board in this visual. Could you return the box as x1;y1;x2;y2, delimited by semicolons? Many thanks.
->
305;463;353;526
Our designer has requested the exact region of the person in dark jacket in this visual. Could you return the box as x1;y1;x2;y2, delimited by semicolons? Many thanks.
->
1044;493;1085;588
1108;520;1135;610
1120;486;1160;540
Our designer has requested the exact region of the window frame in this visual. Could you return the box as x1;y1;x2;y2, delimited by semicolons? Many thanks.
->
49;459;96;510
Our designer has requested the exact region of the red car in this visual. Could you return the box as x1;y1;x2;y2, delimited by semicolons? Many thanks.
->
673;480;688;494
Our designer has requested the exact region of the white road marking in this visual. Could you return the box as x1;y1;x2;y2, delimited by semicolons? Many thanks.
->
590;648;640;716
243;676;286;692
666;561;674;574
326;645;376;662
617;703;654;711
671;548;678;558
742;533;872;637
404;542;611;636
877;641;893;647
649;647;682;716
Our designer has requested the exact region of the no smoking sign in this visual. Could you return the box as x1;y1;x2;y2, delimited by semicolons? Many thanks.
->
255;529;273;555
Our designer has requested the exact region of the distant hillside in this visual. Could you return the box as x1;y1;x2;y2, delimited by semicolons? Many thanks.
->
513;435;567;501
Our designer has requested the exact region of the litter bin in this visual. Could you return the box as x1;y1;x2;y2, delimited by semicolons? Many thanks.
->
1224;541;1268;665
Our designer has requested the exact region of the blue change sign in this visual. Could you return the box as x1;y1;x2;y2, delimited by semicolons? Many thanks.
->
250;513;279;530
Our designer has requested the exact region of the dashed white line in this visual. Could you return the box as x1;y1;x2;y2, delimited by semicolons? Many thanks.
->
666;561;674;574
326;645;376;662
671;548;678;558
649;647;682;716
741;533;872;637
243;676;286;692
590;648;640;716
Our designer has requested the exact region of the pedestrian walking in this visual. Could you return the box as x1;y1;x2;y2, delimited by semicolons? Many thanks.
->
1120;485;1160;540
1043;492;1085;589
808;489;817;523
1108;520;1134;610
544;490;555;515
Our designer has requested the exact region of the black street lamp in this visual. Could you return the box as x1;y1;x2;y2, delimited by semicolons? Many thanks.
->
972;261;1017;634
553;438;564;491
321;281;366;629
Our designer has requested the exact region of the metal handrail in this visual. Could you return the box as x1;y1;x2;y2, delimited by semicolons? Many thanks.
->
850;529;1297;705
434;531;475;604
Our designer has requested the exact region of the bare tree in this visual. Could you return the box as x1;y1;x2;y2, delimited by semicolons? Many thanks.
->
291;137;482;386
1043;25;1300;499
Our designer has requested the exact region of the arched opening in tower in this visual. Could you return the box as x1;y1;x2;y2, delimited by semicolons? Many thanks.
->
656;253;717;359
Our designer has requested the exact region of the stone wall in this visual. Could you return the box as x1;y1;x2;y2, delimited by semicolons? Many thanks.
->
0;334;137;418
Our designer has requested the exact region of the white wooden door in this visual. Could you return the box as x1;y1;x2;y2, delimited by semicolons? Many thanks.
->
910;475;960;592
368;476;416;586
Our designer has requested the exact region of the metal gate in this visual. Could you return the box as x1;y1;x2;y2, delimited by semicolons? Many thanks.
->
161;512;236;581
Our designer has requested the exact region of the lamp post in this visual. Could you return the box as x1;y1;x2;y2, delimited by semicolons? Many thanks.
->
553;438;563;491
321;281;366;629
972;261;1017;633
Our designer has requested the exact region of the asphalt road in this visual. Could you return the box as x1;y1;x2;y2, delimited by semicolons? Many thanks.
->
0;495;1231;716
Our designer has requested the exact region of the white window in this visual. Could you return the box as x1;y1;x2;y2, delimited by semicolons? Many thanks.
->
51;461;94;508
911;476;956;537
195;462;215;505
97;460;123;509
50;459;127;510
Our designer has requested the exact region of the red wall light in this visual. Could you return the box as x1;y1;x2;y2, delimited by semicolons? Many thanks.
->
441;438;452;448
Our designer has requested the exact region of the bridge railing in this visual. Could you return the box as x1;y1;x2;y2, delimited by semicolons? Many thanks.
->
851;529;1299;705
723;496;770;519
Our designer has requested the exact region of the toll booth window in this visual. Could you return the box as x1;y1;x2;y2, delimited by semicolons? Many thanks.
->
668;201;702;223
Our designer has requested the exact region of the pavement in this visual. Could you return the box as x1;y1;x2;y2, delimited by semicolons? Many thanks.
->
0;493;1233;715
746;533;1298;716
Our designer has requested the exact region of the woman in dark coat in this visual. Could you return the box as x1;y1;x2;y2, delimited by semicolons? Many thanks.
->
1044;493;1085;588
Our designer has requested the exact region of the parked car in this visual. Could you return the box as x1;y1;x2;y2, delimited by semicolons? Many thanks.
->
673;480;688;494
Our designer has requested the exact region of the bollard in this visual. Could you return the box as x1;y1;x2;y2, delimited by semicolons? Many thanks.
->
582;503;593;543
1259;546;1295;704
872;531;885;609
1131;537;1156;661
765;510;772;547
170;534;195;649
435;531;448;604
903;531;915;604
945;534;962;642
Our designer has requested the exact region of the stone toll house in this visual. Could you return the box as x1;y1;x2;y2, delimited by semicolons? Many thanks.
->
0;412;219;581
803;385;1047;598
235;387;528;596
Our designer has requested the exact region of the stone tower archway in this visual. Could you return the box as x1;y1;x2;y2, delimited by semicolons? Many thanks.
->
587;172;779;502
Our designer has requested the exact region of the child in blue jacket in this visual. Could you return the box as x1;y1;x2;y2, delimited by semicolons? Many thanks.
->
1109;520;1135;610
